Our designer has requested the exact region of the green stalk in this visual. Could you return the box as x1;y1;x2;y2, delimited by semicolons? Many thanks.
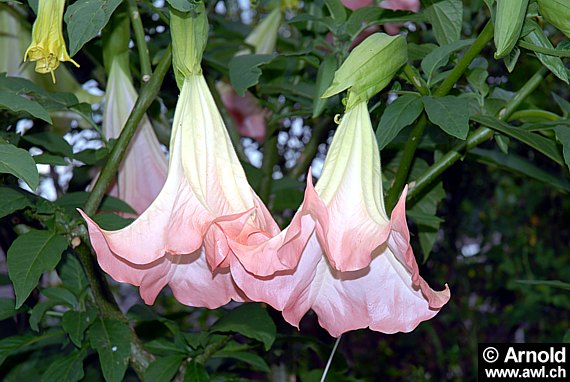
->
260;129;278;203
385;21;494;211
128;0;152;81
83;45;172;215
508;109;561;122
407;66;548;203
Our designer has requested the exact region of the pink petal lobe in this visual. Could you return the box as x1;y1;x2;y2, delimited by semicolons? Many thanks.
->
388;186;451;309
78;209;243;307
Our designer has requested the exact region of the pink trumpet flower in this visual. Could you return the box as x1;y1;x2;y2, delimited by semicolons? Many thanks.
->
80;74;311;306
231;101;450;337
102;60;168;215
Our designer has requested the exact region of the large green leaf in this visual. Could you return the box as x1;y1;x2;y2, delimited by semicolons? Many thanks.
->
469;148;570;192
211;304;276;351
423;96;470;139
184;362;209;382
144;355;185;382
57;254;89;299
22;132;74;158
425;0;463;46
0;331;63;366
63;309;97;347
213;350;271;372
228;54;274;96
473;115;565;166
88;318;131;382
376;94;424;150
421;39;474;86
0;142;40;190
523;21;569;83
7;230;68;308
555;126;570;171
166;0;201;12
64;0;123;56
55;192;136;214
0;298;19;321
0;187;33;218
41;349;87;382
0;89;51;123
312;55;337;118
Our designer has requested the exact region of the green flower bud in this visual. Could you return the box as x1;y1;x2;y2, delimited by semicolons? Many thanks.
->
321;33;407;110
537;0;570;38
494;0;529;59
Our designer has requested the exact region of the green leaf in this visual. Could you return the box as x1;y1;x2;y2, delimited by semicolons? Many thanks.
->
7;230;68;308
228;54;274;96
553;93;570;117
564;330;570;343
0;331;63;366
33;153;68;166
63;309;97;347
0;142;40;190
423;96;470;139
523;21;569;83
213;350;271;372
55;192;136;214
555;126;570;171
0;89;51;123
184;362;209;382
64;0;123;56
473;115;565;166
144;355;185;382
22;132;74;158
29;300;58;332
425;0;463;46
0;298;18;321
88;318;131;382
516;279;570;290
346;6;384;37
92;213;134;230
145;338;188;355
57;254;89;299
0;187;33;219
211;304;276;351
74;147;109;165
421;39;474;86
42;287;78;308
325;0;346;23
469;148;570;192
312;55;337;118
376;94;424;150
41;349;87;382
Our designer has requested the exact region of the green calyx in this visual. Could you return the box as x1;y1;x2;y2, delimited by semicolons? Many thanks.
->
170;1;208;87
321;33;407;111
494;0;529;59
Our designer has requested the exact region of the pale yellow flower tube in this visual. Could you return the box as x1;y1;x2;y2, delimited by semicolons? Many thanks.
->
24;0;79;82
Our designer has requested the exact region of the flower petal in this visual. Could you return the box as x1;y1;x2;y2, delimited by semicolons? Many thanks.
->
80;210;243;307
309;102;391;272
388;185;451;309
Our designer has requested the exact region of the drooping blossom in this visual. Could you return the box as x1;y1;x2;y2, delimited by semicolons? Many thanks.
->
216;82;268;141
79;73;313;306
24;0;79;83
217;8;281;142
340;0;420;36
100;59;168;215
231;101;450;337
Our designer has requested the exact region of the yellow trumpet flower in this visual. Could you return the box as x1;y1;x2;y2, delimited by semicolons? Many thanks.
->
24;0;79;83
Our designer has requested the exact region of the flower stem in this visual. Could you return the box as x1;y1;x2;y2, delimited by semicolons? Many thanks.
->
260;130;278;203
407;66;548;203
385;20;494;212
83;45;172;216
127;0;152;82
